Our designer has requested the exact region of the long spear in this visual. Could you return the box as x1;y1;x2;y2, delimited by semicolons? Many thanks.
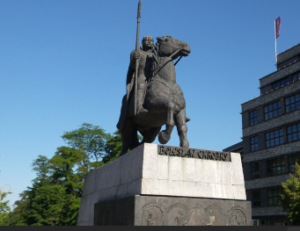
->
134;0;142;116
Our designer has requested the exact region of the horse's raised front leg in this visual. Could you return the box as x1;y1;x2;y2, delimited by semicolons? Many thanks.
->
159;102;175;144
140;127;162;143
175;108;189;148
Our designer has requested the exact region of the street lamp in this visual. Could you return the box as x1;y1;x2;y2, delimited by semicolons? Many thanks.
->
0;184;13;202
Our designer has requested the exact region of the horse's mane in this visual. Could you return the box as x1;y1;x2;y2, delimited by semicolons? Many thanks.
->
151;43;160;72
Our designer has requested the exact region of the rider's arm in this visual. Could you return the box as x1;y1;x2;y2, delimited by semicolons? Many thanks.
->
130;50;140;71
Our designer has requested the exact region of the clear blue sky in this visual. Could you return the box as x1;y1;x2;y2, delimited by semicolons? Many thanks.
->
1;0;300;207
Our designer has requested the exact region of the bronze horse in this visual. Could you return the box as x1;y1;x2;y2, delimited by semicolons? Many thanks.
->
117;36;191;155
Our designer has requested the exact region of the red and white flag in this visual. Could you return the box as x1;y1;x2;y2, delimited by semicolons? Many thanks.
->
275;17;281;39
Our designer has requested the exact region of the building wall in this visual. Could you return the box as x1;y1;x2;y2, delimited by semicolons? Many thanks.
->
242;78;300;113
243;109;300;138
252;207;288;217
243;141;300;163
259;61;300;88
239;44;300;224
245;175;290;190
277;44;300;67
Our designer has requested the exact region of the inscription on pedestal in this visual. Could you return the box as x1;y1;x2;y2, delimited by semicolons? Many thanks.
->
158;145;231;162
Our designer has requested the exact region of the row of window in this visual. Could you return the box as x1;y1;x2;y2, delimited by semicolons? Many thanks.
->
250;154;299;179
250;122;300;152
272;77;290;90
249;91;300;126
252;188;283;207
264;101;282;121
272;71;300;90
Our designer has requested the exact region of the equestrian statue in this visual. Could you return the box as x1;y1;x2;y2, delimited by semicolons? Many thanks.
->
117;1;191;155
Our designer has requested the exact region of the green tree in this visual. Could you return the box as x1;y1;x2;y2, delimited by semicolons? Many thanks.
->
0;193;11;225
3;191;30;226
5;147;89;226
26;147;88;225
102;130;142;164
4;125;129;226
103;130;123;163
281;163;300;225
61;123;108;163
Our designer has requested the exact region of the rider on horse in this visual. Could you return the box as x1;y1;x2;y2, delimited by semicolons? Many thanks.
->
117;35;191;153
126;35;155;116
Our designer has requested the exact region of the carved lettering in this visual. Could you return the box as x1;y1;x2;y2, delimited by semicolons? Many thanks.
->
211;153;215;160
170;147;176;156
181;148;187;157
159;145;165;154
185;149;194;157
207;152;211;160
177;148;182;157
165;147;171;155
197;151;203;159
157;146;231;162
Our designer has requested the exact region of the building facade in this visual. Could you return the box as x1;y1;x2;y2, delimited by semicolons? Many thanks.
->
224;43;300;226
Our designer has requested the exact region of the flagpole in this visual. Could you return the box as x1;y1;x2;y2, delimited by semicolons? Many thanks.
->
274;20;277;64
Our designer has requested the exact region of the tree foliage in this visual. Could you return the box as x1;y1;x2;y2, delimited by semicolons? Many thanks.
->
4;191;30;226
281;163;300;225
4;124;125;226
61;123;108;162
0;193;11;225
103;130;122;163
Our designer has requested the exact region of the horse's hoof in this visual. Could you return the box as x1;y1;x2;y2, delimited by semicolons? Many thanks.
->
180;140;189;148
159;131;170;144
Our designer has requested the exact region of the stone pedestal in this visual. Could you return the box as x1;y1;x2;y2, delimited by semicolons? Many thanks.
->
77;143;251;226
94;195;252;226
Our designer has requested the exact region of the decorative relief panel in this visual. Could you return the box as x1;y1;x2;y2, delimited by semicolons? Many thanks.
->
141;203;163;226
228;209;247;226
138;197;251;226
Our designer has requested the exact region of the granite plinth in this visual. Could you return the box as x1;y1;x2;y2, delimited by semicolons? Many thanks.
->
94;195;252;226
77;143;247;226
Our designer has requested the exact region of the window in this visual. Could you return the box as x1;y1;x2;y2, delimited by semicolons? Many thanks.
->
272;77;289;89
249;110;257;125
250;136;258;152
285;93;300;113
287;123;300;142
267;158;286;176
265;129;284;148
268;188;283;206
293;72;300;81
264;101;282;120
289;154;300;172
251;163;259;179
252;191;261;207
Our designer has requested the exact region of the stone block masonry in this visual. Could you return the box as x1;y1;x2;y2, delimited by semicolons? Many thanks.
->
77;143;247;226
94;195;252;226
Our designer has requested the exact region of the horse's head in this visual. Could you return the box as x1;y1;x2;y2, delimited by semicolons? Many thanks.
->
156;36;191;59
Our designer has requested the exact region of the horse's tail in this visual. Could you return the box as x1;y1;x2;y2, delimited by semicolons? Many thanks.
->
117;95;128;133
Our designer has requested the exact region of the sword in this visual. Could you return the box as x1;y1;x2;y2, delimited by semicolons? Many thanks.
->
134;0;141;116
